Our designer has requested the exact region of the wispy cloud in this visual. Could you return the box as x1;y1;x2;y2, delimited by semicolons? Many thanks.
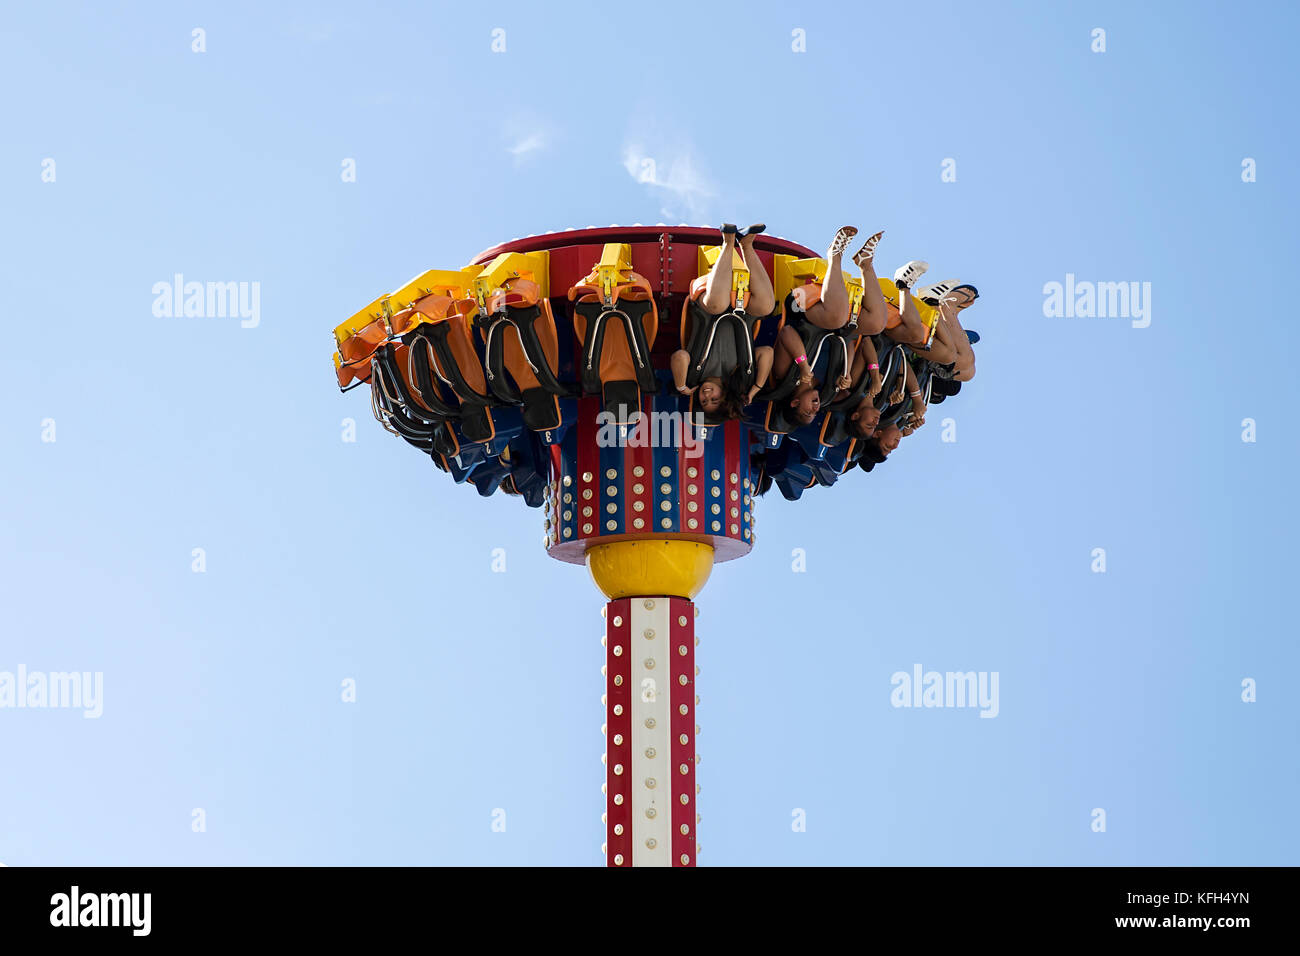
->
501;115;552;167
507;132;547;162
622;141;717;223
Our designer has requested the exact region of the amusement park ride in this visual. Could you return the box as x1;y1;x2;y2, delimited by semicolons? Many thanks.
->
331;225;948;866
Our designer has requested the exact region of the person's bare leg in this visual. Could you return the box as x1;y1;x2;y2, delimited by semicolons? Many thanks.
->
895;290;928;343
701;228;736;314
821;228;852;326
944;306;976;380
931;308;957;354
929;308;975;382
885;315;949;361
853;238;888;336
738;234;775;316
940;301;975;367
928;314;968;379
916;336;959;365
803;301;844;330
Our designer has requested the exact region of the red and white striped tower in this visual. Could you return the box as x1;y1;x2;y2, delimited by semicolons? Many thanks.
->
602;595;699;867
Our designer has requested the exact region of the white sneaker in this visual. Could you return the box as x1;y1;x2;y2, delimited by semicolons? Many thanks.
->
916;279;958;299
893;260;929;289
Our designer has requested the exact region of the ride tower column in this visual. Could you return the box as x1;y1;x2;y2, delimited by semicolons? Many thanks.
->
592;543;708;867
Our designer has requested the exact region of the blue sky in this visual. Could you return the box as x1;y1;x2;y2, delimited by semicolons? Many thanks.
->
1;0;1297;865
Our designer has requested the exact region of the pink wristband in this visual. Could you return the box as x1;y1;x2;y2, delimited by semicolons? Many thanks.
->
868;363;879;371
795;354;807;365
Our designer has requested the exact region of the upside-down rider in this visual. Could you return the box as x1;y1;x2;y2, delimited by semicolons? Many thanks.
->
670;223;777;420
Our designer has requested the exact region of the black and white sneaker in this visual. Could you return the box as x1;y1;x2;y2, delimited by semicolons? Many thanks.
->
893;260;929;290
916;278;960;304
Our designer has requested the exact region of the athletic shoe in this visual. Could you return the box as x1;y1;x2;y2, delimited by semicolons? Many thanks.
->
915;278;961;302
893;260;929;289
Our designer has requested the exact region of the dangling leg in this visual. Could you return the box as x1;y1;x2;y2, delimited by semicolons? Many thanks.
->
938;299;977;381
701;224;738;315
820;225;855;327
738;228;775;317
916;333;959;365
894;287;930;345
852;232;888;336
931;305;958;353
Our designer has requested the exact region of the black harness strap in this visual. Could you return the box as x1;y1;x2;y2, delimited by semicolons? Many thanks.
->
402;332;462;420
482;304;572;403
482;313;525;405
574;299;658;394
423;320;493;404
373;347;446;425
683;299;759;392
369;356;440;450
509;304;570;396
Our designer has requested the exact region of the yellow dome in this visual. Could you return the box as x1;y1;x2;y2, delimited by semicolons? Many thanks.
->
585;539;714;599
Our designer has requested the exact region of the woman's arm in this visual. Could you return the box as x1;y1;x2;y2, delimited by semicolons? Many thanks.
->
834;343;866;399
857;336;883;399
888;359;911;406
774;325;813;385
670;349;692;394
749;345;774;402
904;363;926;427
